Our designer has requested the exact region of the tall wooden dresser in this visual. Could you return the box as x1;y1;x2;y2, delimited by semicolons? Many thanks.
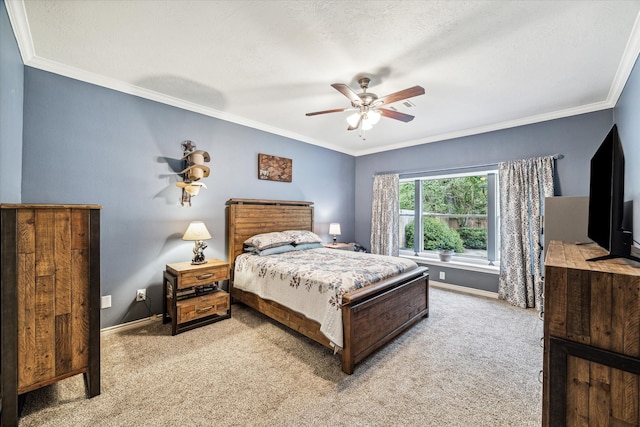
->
543;240;640;426
1;204;101;426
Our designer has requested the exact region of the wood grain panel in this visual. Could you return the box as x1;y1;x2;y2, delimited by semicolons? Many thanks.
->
589;360;611;426
227;201;314;264
590;271;612;349
546;264;567;338
622;275;640;357
566;355;590;426
349;277;427;358
71;208;89;249
71;247;90;371
611;369;639;424
55;313;72;375
566;268;591;344
35;209;56;277
612;271;640;426
17;209;35;254
17;253;36;390
32;274;55;387
55;209;72;315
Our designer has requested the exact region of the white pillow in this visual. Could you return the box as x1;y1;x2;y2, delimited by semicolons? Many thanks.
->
244;231;294;250
283;230;323;244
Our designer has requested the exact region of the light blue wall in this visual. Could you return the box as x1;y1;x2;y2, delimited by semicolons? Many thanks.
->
354;110;615;292
21;68;355;328
0;0;23;203
614;55;640;249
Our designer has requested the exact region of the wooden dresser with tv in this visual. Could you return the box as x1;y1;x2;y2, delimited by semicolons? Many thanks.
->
543;240;640;426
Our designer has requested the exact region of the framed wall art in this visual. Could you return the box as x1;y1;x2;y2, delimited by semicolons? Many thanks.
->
258;153;292;182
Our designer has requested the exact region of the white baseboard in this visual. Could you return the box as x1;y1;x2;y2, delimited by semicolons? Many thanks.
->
100;314;162;336
430;280;498;299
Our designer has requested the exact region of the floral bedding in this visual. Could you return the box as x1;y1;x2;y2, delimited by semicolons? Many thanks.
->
233;247;418;349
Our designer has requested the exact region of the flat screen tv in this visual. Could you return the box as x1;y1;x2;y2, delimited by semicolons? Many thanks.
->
587;124;639;262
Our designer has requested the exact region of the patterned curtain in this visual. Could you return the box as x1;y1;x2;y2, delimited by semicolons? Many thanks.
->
498;156;554;310
371;174;400;256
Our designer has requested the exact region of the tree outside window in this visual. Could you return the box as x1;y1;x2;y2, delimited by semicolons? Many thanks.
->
400;172;498;263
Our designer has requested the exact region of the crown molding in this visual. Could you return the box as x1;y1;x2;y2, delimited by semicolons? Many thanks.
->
6;0;640;158
353;100;614;156
5;0;34;62
607;10;640;105
20;57;356;155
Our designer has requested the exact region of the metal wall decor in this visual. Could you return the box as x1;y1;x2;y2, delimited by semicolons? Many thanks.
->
177;140;211;206
258;153;292;182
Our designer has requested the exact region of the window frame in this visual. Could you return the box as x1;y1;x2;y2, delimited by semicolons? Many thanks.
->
399;169;499;266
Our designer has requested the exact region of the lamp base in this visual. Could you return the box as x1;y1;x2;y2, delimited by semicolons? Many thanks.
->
191;240;208;265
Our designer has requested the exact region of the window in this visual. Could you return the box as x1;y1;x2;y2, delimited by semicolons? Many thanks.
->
399;170;499;264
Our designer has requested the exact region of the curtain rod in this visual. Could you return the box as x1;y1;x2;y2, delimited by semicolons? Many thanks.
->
373;154;564;177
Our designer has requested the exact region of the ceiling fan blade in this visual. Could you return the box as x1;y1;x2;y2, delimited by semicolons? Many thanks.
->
379;108;415;122
331;83;362;105
305;108;347;116
376;86;425;106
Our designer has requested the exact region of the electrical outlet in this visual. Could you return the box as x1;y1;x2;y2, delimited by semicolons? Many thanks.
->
101;295;112;309
439;272;445;280
136;289;146;301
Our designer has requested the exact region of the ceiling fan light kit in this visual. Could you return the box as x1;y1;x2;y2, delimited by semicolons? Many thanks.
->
306;76;425;139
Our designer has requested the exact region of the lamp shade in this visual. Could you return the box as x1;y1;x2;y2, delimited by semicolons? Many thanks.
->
329;223;341;235
182;221;211;241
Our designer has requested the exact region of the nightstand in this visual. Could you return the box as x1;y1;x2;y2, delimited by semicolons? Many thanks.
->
163;258;230;335
323;242;354;251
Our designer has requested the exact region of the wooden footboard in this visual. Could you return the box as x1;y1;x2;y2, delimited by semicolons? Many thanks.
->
231;266;429;374
341;267;429;374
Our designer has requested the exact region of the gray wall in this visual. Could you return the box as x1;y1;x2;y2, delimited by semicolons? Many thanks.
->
0;0;23;203
354;110;615;292
21;68;355;328
614;54;640;249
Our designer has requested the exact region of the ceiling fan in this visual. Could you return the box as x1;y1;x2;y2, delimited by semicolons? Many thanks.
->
306;77;425;133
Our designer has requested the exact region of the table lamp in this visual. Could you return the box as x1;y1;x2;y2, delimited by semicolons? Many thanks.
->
329;223;341;245
182;221;211;264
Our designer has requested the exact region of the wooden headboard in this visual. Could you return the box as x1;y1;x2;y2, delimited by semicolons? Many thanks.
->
226;198;314;267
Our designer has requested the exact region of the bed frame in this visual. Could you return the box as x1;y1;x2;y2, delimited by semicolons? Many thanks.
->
226;198;429;374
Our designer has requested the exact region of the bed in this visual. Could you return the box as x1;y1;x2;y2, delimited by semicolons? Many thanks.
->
226;198;429;374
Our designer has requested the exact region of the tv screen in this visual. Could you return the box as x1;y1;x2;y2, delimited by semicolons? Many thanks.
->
587;124;638;262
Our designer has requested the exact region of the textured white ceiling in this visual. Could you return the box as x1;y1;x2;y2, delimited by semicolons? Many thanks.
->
7;0;640;155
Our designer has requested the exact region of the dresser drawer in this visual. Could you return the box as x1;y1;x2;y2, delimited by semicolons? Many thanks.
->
178;266;227;289
176;292;230;324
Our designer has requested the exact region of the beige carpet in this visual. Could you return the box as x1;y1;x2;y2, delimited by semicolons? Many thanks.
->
18;286;543;426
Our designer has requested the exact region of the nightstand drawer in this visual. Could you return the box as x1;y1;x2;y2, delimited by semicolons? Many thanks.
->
178;266;227;289
177;292;230;324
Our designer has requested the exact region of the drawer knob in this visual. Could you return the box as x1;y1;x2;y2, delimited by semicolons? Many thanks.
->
196;306;213;313
196;273;214;280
